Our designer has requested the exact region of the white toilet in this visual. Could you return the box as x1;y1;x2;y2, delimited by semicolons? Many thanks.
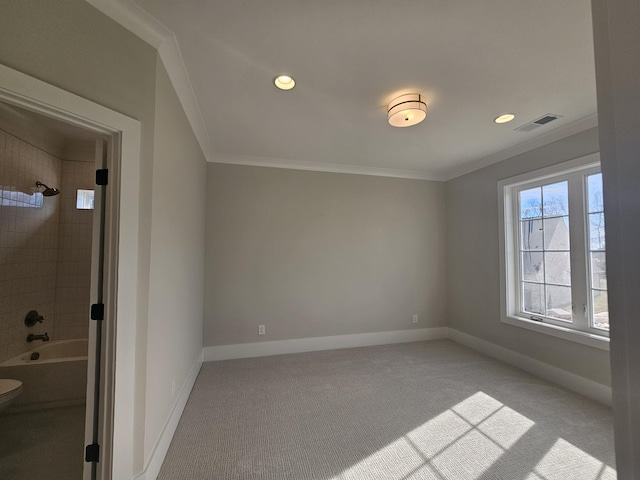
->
0;379;23;413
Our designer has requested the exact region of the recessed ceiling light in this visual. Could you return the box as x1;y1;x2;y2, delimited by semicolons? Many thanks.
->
494;113;516;124
274;75;295;90
387;93;427;127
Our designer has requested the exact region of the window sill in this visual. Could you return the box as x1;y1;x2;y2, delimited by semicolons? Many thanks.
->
502;315;610;351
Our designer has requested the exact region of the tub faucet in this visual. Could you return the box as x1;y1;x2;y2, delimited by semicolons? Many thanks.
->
24;310;45;327
27;332;49;343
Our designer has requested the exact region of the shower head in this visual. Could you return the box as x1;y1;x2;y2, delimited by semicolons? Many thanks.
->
35;181;60;197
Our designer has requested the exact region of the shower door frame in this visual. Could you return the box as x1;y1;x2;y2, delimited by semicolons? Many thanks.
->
0;63;142;480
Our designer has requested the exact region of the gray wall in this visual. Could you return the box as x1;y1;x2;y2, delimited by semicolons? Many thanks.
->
144;59;206;462
0;0;206;474
205;164;447;346
446;126;611;386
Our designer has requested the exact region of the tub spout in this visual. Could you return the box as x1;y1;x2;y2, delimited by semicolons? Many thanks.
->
27;332;49;343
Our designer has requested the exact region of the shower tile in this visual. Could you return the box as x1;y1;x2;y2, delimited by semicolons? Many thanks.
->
53;160;93;342
0;313;9;331
0;131;63;362
0;131;94;360
56;325;88;340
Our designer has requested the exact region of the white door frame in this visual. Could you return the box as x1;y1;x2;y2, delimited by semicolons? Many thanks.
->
0;63;141;480
592;0;640;476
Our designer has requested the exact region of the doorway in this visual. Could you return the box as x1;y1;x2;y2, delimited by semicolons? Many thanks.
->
0;102;104;479
0;63;142;480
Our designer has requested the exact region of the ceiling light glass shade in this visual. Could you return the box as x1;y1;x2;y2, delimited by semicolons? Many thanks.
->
274;75;296;90
494;113;516;124
387;94;427;127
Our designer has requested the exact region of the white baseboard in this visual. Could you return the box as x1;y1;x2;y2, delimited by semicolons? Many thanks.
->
448;328;612;406
203;327;449;362
133;350;204;480
200;328;611;406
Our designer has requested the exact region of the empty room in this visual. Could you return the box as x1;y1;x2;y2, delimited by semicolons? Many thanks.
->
0;1;638;479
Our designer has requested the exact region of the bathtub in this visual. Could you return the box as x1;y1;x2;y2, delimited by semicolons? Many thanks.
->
0;339;88;413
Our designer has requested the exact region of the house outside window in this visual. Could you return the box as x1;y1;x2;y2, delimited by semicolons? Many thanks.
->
498;153;609;350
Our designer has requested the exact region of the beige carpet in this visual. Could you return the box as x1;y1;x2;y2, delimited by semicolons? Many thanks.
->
158;340;616;479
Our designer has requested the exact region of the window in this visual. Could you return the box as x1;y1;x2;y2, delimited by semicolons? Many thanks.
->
498;154;609;349
76;189;94;210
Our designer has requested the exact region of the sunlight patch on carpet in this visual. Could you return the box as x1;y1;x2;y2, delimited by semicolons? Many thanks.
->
334;391;537;480
533;438;616;480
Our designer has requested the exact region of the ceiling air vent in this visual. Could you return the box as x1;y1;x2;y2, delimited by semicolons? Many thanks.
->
515;114;563;132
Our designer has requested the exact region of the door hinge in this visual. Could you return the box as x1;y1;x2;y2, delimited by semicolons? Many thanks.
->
85;443;100;463
91;303;104;321
96;169;109;186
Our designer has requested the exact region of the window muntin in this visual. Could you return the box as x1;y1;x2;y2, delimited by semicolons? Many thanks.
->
501;159;609;343
586;173;608;331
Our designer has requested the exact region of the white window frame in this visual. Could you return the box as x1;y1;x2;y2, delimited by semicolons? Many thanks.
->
498;153;609;351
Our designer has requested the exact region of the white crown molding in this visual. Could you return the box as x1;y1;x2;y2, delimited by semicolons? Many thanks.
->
86;0;440;182
212;152;445;181
156;37;216;161
85;1;598;184
441;113;599;181
85;0;216;162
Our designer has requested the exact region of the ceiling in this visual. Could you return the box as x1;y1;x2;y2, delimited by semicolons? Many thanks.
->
0;102;103;162
101;0;597;180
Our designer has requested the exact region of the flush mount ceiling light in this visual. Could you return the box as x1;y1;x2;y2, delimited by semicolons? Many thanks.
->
387;94;427;127
274;74;296;90
494;113;516;124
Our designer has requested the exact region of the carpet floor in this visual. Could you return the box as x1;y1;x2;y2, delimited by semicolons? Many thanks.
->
158;340;616;480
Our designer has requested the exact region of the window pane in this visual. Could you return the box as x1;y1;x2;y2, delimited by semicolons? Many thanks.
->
543;181;569;217
592;289;609;330
589;213;606;250
587;173;604;213
521;219;543;250
522;252;544;283
544;252;571;286
76;189;95;210
523;282;545;315
546;285;572;321
543;216;570;250
520;187;542;219
591;252;607;289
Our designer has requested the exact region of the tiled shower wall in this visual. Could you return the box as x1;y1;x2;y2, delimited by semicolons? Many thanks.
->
54;160;94;340
0;129;93;363
0;130;61;363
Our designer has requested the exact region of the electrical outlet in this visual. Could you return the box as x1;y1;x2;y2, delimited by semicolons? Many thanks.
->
258;324;266;335
412;314;419;324
171;376;176;397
